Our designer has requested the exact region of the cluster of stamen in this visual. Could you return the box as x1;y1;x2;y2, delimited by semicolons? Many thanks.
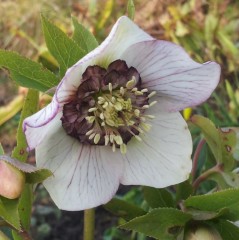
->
61;60;157;154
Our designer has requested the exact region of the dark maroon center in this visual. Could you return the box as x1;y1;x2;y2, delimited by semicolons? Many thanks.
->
61;60;149;146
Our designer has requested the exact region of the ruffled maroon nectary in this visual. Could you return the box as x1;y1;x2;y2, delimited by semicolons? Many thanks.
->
61;60;149;147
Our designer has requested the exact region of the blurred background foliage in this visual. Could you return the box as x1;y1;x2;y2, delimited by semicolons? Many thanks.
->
0;0;239;239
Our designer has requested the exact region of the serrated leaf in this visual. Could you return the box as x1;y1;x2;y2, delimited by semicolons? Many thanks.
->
0;197;21;230
120;208;192;240
185;188;239;221
72;17;98;53
186;208;228;221
26;169;52;184
41;15;86;77
0;155;52;184
127;0;135;20
143;187;175;208
104;198;146;221
212;219;239;240
0;50;59;92
191;115;222;163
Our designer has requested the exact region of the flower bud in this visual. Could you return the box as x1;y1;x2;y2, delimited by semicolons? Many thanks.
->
0;160;25;199
185;225;222;240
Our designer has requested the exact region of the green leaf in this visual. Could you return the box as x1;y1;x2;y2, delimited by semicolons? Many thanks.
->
26;169;52;184
0;144;4;155
41;15;86;77
143;187;175;208
209;172;239;189
120;208;192;239
12;89;39;162
0;197;21;230
186;208;228;221
212;219;239;240
175;180;193;202
185;188;239;221
127;0;135;20
219;128;237;170
191;115;222;163
104;198;146;221
0;50;59;92
72;17;98;53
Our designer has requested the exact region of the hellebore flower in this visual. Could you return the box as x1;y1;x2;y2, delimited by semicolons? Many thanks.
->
23;16;220;210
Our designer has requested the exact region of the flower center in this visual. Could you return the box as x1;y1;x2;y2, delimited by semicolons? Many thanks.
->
61;60;156;154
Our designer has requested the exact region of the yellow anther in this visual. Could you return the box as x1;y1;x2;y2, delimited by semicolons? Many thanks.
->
134;91;143;96
112;143;116;152
141;88;148;93
141;122;152;132
126;76;136;89
134;135;142;142
108;83;113;93
94;133;101;144
149;101;157;107
114;102;123;111
131;87;138;92
106;119;115;127
142;105;149;109
114;135;123;145
89;133;96;140
120;87;125;95
86;129;94;136
120;144;127;154
85;116;95;123
88;107;97;112
134;109;140;117
101;122;106;126
100;113;104;120
110;134;115;143
111;97;116;103
104;135;109;146
103;102;109;108
148;91;156;98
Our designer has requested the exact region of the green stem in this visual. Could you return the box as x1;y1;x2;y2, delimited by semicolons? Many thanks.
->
192;164;223;191
11;89;39;240
84;208;95;240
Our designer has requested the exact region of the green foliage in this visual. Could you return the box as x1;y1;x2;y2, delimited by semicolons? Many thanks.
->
0;197;21;231
185;188;239;221
211;219;239;240
104;198;146;221
120;208;192;240
191;115;236;171
0;50;58;92
143;187;175;208
72;17;99;53
41;15;86;77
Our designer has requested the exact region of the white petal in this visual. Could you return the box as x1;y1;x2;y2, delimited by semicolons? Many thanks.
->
56;16;153;104
120;111;192;187
121;40;221;111
23;97;60;151
36;116;123;210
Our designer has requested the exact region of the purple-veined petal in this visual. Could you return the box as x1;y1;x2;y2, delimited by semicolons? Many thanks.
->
56;16;153;104
23;96;60;151
120;111;192;187
36;114;124;210
121;40;221;112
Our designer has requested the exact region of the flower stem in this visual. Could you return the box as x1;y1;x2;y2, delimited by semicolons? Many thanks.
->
84;208;95;240
191;138;206;180
192;164;223;191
